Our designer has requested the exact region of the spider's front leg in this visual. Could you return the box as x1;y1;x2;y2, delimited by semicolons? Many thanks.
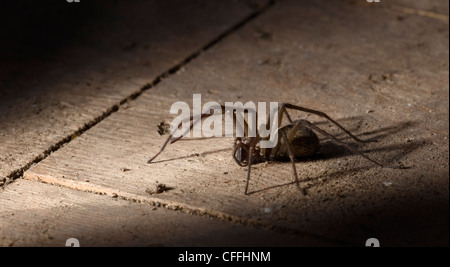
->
232;137;247;166
147;110;216;164
280;128;305;195
244;136;260;195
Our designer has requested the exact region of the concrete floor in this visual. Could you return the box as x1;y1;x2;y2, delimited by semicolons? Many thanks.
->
0;0;448;247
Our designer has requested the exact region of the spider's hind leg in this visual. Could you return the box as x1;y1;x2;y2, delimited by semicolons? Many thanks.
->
297;119;384;168
279;103;371;143
280;129;306;195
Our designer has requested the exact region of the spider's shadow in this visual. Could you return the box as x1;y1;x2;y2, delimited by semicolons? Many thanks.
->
246;120;425;195
148;146;232;164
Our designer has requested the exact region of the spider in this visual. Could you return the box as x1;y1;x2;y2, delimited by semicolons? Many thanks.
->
148;103;394;195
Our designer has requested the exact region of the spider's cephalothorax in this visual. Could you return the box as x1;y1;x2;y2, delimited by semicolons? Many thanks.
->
148;103;387;195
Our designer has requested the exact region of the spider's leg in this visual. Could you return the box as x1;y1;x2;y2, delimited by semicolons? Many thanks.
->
281;130;306;195
261;103;292;160
149;104;253;164
298;119;384;168
264;104;303;159
219;104;253;138
232;137;240;163
148;111;215;163
147;134;173;163
244;147;253;195
220;105;255;166
232;138;246;166
268;119;303;160
279;103;369;143
244;137;260;195
278;104;293;124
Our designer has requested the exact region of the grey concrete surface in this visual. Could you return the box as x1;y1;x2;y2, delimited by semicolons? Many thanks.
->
1;0;448;247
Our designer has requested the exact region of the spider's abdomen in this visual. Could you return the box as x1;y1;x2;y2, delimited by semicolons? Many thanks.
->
276;124;320;159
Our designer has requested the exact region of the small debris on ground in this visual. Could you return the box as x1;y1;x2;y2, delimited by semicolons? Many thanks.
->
157;121;171;136
145;182;172;195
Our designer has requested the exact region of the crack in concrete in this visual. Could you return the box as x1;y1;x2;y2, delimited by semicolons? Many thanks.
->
1;0;276;189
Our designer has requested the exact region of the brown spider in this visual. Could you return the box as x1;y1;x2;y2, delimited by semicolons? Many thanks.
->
148;103;394;195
